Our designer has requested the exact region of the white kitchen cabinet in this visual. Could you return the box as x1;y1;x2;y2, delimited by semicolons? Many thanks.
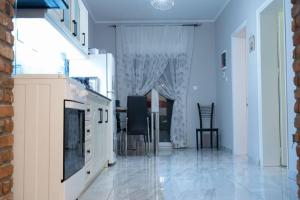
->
70;0;80;41
47;0;71;31
45;0;89;54
13;75;87;200
84;91;111;187
79;0;89;52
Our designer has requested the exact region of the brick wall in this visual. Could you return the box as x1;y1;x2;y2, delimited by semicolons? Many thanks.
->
0;0;14;200
292;0;300;198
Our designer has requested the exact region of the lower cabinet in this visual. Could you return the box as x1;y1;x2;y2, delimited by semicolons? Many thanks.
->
84;91;111;186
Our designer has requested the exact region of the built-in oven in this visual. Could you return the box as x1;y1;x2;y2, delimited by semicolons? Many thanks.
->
63;100;85;181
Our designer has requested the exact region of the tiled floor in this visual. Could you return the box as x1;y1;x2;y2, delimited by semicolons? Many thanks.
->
80;149;298;200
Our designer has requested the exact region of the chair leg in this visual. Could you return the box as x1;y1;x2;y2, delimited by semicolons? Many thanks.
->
200;131;203;149
216;130;219;150
125;118;128;156
196;130;199;151
147;117;150;155
144;135;147;155
210;130;213;149
125;132;127;156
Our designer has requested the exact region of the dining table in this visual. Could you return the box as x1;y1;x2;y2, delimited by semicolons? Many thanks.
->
115;107;160;156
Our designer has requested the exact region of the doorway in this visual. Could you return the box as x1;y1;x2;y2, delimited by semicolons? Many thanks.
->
257;0;287;167
232;23;248;156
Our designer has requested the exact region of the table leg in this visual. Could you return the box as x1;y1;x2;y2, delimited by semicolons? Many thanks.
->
196;130;199;151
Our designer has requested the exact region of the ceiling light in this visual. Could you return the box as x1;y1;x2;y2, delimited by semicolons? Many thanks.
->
150;0;175;11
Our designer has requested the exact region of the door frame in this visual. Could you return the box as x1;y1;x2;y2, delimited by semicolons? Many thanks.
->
231;21;248;156
256;0;288;167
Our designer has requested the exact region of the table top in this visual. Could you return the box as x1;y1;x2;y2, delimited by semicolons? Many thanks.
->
116;107;127;113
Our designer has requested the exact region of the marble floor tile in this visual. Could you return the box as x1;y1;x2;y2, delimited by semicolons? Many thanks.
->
79;149;297;200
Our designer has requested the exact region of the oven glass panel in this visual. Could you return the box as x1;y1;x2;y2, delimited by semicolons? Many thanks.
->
64;108;85;181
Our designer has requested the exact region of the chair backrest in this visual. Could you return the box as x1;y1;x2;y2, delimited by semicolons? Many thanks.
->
197;103;215;129
127;96;148;135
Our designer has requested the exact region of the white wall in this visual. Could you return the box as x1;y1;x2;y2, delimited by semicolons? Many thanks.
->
215;0;278;163
89;23;116;56
89;23;217;147
215;0;296;176
187;23;217;147
88;15;95;47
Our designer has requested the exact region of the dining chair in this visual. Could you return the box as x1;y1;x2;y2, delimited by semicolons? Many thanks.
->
125;96;150;156
196;103;219;150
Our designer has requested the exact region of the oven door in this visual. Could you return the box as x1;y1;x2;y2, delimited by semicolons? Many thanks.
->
63;100;85;181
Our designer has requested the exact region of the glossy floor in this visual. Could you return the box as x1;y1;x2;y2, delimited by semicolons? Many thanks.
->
80;149;297;200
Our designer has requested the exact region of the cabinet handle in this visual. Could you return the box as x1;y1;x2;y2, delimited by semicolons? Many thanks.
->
98;108;103;123
87;108;90;112
87;149;90;153
87;129;90;133
61;10;64;22
87;171;90;175
72;20;77;37
82;33;86;46
105;110;108;123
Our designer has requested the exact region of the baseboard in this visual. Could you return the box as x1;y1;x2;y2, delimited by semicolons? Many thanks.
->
159;142;172;148
220;145;232;153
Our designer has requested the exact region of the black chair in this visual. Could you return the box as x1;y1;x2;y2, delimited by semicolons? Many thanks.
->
126;96;150;155
196;103;219;150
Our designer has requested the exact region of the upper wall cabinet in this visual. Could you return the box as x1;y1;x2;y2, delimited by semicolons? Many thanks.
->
70;0;80;41
47;0;89;54
79;0;89;52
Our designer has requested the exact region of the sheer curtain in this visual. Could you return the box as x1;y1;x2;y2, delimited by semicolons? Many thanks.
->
116;25;194;148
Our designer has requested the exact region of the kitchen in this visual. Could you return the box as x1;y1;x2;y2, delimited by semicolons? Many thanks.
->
12;0;116;200
1;0;298;199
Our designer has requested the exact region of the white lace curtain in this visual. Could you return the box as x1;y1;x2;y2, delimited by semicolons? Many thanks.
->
116;25;194;148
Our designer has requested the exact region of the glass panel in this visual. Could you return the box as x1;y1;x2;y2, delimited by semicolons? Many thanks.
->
64;108;85;180
146;92;174;142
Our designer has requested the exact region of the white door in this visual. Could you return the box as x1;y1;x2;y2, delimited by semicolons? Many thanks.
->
232;24;248;156
257;0;287;166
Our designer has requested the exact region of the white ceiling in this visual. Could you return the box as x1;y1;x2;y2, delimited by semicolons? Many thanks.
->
83;0;231;24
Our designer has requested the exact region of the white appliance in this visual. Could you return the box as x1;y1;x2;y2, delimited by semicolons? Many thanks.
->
106;53;117;165
69;52;117;165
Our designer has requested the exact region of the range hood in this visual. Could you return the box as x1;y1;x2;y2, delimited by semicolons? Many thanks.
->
17;0;68;9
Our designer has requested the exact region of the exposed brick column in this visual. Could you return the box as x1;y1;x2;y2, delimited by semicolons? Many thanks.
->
0;0;14;200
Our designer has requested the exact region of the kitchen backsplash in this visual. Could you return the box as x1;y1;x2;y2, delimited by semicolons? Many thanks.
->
13;38;68;75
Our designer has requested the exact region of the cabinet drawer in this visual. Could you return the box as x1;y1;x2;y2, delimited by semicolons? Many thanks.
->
85;141;93;163
85;104;92;120
85;161;93;184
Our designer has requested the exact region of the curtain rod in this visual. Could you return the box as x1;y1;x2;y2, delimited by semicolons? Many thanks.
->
109;23;202;28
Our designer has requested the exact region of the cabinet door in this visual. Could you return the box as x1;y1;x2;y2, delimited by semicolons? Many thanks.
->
94;105;104;173
70;0;80;41
62;0;71;30
103;105;110;162
79;0;89;51
47;0;71;31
